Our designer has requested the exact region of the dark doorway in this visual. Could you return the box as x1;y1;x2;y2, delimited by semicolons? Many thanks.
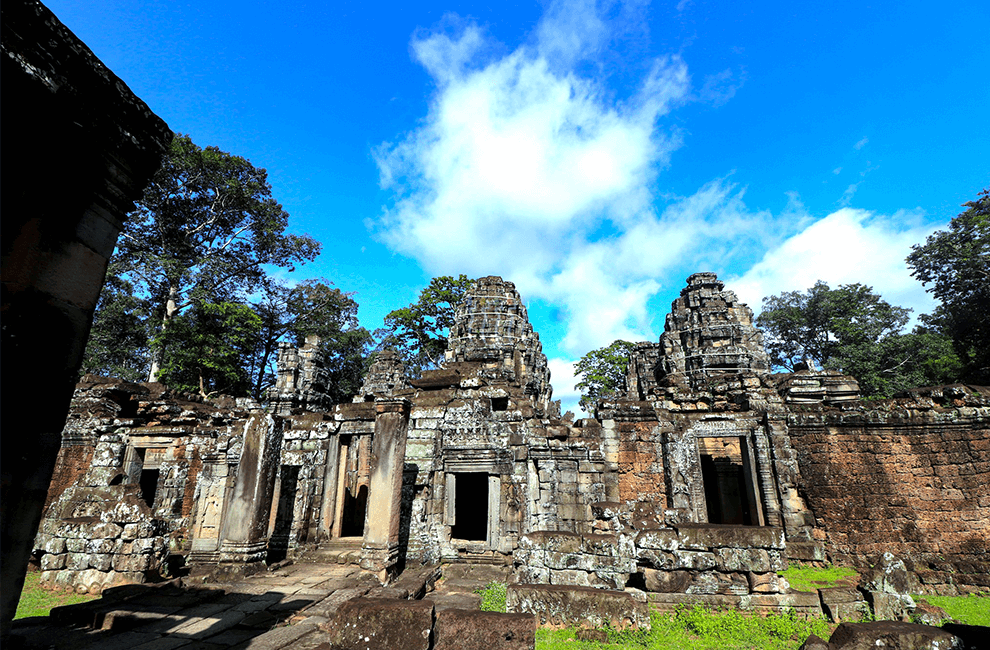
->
341;484;368;537
700;454;723;523
698;436;756;525
139;468;159;509
268;465;300;563
451;473;488;541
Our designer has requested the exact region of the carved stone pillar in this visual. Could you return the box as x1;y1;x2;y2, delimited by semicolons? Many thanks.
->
217;413;283;568
361;398;411;579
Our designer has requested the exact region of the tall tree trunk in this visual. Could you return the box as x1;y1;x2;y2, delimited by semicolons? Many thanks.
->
147;286;180;382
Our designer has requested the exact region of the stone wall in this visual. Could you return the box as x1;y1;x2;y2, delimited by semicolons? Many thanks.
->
1;1;171;631
788;385;990;593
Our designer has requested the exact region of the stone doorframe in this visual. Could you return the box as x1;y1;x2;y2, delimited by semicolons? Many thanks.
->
663;417;783;527
442;448;512;550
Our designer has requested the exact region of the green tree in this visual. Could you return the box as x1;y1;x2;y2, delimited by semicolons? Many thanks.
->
113;134;320;381
251;279;372;401
756;282;960;397
574;340;636;415
80;272;151;382
907;189;990;384
375;275;474;375
157;301;262;398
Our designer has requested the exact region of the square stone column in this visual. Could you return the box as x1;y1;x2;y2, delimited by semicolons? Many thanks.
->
217;413;283;569
361;398;411;579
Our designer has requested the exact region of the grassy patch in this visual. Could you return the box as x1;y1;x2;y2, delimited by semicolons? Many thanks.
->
15;572;98;620
476;580;508;613
915;594;990;626
536;606;834;650
779;565;858;592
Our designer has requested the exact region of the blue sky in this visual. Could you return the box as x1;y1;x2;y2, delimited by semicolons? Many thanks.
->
47;0;988;413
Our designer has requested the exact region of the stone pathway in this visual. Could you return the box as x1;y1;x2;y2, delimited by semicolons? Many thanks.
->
10;561;510;650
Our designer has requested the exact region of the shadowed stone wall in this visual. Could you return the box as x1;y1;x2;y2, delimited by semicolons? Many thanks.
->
1;1;171;634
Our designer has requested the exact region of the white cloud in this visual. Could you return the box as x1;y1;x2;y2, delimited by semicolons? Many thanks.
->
729;207;939;322
374;0;701;356
547;357;582;416
854;136;869;150
372;0;937;406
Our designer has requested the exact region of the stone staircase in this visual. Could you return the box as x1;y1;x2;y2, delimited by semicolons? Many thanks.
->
297;537;364;565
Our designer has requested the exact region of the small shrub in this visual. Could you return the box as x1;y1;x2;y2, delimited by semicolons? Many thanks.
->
476;580;508;613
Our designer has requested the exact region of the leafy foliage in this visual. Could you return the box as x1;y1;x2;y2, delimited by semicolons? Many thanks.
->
111;134;320;381
375;275;474;376
80;273;151;382
755;282;960;397
250;279;372;401
907;189;990;384
574;340;636;414
475;580;508;612
157;301;262;397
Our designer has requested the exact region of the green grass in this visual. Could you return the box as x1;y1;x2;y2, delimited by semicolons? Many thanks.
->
914;594;990;626
476;580;508;612
536;606;834;650
779;565;858;592
14;572;98;620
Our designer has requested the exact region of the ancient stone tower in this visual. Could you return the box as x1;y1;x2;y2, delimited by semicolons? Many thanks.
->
657;272;770;389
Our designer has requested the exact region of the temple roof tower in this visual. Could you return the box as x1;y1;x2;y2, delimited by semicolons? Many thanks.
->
353;349;409;402
445;276;552;407
656;272;769;389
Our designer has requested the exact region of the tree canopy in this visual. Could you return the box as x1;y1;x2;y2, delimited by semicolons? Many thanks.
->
755;282;961;397
113;134;321;381
574;340;636;415
375;275;474;376
907;189;990;384
83;135;375;402
251;279;372;402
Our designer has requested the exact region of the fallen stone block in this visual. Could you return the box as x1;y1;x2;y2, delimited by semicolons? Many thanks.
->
321;597;434;650
433;609;535;650
819;586;869;623
506;584;649;630
827;621;964;649
798;633;831;650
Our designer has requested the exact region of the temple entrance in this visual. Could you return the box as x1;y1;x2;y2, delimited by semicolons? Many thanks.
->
698;436;763;525
267;465;300;562
340;484;368;537
450;472;489;541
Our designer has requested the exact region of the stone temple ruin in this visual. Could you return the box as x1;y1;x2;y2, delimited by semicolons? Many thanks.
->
35;273;990;620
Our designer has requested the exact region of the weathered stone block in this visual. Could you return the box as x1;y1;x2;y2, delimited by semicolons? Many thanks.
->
643;568;692;593
321;597;434;650
715;548;771;572
820;587;869;623
433;609;536;650
65;538;87;553
676;524;785;550
41;553;66;570
865;591;915;622
827;621;963;649
89;553;112;571
507;584;650;630
671;550;716;570
748;572;783;593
